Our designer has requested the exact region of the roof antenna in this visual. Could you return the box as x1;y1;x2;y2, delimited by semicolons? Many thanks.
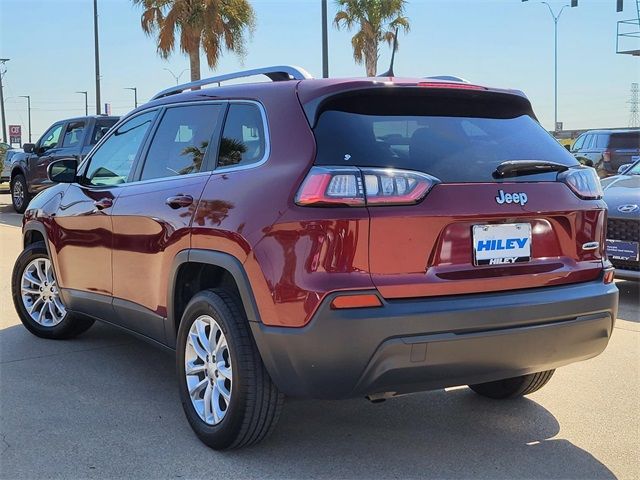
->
378;27;399;77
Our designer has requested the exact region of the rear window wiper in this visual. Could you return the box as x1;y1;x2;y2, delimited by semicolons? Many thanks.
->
493;160;570;178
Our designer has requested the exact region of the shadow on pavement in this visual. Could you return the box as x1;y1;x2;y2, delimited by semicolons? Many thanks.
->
616;280;639;323
0;321;616;479
0;190;22;228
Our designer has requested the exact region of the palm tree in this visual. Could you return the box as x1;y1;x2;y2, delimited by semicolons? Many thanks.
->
334;0;409;77
133;0;255;82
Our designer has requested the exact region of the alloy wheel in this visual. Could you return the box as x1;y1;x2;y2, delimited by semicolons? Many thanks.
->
21;258;66;326
185;315;233;425
13;180;24;209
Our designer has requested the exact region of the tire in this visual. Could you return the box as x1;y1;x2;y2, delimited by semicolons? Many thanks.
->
11;242;94;339
10;174;31;213
177;289;284;450
469;370;555;399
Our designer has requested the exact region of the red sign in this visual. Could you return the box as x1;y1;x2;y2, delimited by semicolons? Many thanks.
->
9;125;21;145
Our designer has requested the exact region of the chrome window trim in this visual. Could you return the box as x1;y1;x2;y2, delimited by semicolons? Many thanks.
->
213;100;271;173
75;99;270;190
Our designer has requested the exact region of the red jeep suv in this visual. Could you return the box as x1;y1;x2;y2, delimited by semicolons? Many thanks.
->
12;66;618;450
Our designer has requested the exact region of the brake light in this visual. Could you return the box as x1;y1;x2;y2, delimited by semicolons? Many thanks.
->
417;82;487;91
558;166;603;200
603;150;612;163
295;166;438;207
603;267;615;284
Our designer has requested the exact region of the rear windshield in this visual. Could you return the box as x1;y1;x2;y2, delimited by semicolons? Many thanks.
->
313;92;578;183
609;132;640;150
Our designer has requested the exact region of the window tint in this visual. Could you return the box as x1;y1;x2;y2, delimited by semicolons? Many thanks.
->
610;132;640;149
84;111;156;186
313;95;578;183
62;121;85;148
39;124;63;151
90;119;118;145
140;104;224;181
217;104;265;169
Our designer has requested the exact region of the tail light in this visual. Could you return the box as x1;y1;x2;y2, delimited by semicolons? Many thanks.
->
603;150;612;163
295;166;439;207
558;166;603;200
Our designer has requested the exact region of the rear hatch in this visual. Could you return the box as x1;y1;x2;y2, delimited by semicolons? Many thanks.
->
303;85;606;298
608;131;640;169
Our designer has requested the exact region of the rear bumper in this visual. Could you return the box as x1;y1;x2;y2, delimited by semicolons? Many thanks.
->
250;280;618;399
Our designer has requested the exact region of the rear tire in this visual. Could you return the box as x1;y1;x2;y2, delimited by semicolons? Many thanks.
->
469;370;555;399
10;174;30;213
176;289;283;450
12;242;94;339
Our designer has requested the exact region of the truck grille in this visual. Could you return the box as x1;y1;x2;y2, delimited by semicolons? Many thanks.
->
607;218;640;271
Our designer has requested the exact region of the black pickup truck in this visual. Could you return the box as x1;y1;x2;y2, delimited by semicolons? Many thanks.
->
9;115;119;212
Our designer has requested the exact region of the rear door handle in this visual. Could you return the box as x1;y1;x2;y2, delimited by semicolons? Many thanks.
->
165;194;193;209
93;198;113;210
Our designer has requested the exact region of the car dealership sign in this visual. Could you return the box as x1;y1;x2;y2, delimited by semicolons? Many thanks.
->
9;125;21;145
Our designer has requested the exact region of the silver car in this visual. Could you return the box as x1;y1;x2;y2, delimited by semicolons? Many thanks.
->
1;149;23;184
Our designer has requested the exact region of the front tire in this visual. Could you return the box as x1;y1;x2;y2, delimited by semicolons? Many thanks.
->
177;289;283;450
11;174;31;213
469;370;555;399
11;242;94;339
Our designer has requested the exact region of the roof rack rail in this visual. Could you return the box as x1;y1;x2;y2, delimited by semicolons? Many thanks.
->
151;65;313;100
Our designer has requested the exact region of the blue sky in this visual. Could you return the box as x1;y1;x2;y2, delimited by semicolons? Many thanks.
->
1;0;639;140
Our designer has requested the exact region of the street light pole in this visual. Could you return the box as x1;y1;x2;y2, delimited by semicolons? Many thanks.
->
18;95;31;142
541;2;569;132
163;68;189;85
321;0;329;78
76;91;88;116
93;0;102;115
0;58;9;143
125;87;138;109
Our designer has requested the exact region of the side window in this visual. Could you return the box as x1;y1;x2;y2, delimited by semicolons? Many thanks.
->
140;104;224;181
595;134;609;149
217;104;266;169
39;124;63;152
572;134;585;151
84;111;156;187
583;134;594;150
90;120;117;145
61;121;86;148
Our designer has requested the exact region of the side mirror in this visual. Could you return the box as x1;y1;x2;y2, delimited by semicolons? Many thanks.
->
47;158;78;183
23;143;35;154
617;164;631;175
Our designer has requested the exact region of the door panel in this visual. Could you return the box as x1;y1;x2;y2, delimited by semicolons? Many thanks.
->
110;174;209;338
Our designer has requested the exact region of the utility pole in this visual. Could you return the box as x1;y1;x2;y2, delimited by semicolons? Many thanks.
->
629;82;639;128
541;2;570;132
94;0;102;115
18;95;31;142
76;91;88;116
321;0;329;78
0;58;9;143
125;87;138;109
163;68;188;85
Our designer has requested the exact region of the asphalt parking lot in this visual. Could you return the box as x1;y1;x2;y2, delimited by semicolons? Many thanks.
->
0;186;638;480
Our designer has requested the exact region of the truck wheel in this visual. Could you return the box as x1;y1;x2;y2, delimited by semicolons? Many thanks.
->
11;174;31;213
177;289;283;450
469;370;555;399
12;242;94;339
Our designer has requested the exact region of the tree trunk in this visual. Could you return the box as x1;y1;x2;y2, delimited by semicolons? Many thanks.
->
364;41;378;77
189;45;201;82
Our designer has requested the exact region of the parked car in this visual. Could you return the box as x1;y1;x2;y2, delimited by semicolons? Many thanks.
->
9;115;118;212
602;160;640;280
570;128;640;178
11;66;618;450
2;148;22;184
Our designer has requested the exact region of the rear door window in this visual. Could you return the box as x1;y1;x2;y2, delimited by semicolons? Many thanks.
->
91;119;118;145
140;104;224;181
62;121;86;148
313;92;578;183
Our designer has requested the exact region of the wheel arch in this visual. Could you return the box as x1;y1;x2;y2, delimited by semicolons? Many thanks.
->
167;249;262;349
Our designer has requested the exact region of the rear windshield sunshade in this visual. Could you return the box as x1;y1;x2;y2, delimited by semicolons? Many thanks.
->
312;91;579;183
